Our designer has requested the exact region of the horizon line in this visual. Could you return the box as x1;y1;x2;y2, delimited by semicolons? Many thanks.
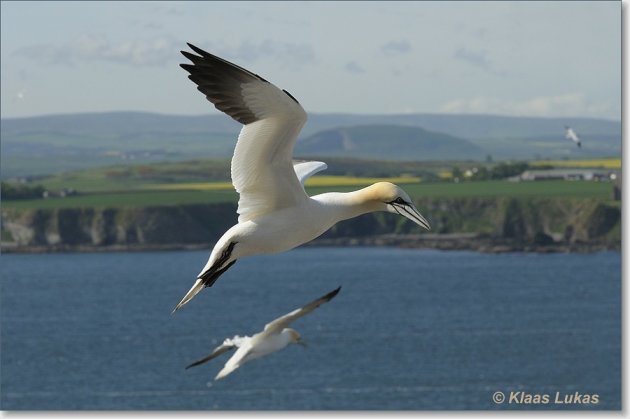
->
0;109;621;123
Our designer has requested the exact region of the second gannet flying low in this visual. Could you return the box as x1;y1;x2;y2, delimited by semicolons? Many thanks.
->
173;43;430;312
564;126;582;148
185;286;341;380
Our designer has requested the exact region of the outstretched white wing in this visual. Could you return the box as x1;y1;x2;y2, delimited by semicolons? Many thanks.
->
263;286;341;335
185;336;244;369
180;44;309;223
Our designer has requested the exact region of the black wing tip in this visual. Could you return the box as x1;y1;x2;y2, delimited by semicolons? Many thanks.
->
185;353;217;370
185;359;206;370
181;44;205;62
181;43;269;85
187;42;208;56
180;50;199;62
324;286;342;301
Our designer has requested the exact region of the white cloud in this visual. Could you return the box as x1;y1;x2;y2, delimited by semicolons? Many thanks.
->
214;39;315;67
439;93;611;118
12;36;315;69
13;35;181;67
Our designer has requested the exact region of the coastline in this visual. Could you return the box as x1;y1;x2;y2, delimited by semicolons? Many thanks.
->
2;197;619;256
1;233;619;255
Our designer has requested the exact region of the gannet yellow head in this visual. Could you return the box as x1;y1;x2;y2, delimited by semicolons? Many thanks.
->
285;328;307;347
364;182;431;230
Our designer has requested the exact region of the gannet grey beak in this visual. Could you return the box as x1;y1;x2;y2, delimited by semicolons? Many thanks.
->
296;338;308;348
389;202;431;231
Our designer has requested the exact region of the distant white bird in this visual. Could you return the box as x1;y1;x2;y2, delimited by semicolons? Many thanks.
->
173;44;430;312
564;126;582;148
185;286;341;380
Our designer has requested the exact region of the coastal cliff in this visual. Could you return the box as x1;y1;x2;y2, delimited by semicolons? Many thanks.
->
1;197;620;253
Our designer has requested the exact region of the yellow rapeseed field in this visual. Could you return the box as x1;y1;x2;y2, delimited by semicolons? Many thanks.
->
530;158;620;169
305;176;420;187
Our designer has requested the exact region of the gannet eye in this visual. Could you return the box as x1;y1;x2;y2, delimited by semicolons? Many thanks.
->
387;197;408;206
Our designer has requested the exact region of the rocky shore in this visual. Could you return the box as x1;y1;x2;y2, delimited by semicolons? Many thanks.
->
1;197;620;254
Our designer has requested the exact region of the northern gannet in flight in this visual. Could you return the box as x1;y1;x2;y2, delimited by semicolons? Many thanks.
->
564;126;582;148
173;44;430;312
185;286;341;380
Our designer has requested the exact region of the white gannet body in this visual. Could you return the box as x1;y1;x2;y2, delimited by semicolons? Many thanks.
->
185;287;341;380
173;44;430;312
564;126;582;148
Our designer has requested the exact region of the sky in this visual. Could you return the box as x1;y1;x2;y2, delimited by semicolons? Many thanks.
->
0;1;621;120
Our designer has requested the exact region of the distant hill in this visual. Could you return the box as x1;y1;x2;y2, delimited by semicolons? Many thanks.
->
1;111;620;178
301;114;620;161
296;125;484;160
0;111;240;137
304;113;620;140
3;110;619;139
1;112;240;178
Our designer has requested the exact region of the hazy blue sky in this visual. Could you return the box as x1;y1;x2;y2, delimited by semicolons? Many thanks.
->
1;1;621;120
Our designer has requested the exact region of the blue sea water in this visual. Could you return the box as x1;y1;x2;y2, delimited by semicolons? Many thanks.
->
0;247;621;410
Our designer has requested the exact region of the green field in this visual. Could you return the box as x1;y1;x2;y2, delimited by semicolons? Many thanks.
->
306;180;613;200
3;180;614;210
32;159;233;192
3;156;618;210
2;189;237;210
30;158;458;192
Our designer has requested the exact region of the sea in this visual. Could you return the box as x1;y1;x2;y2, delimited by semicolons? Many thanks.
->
0;247;621;410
